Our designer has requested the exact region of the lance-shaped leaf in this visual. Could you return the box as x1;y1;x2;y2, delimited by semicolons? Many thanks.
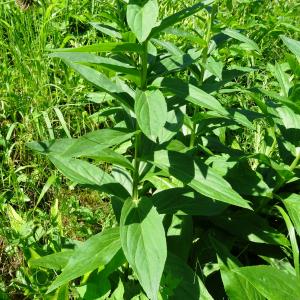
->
163;253;213;300
149;1;211;38
211;238;268;300
152;77;228;115
281;35;300;58
152;188;228;216
50;52;139;78
151;150;252;209
27;128;135;157
47;228;122;293
49;42;143;53
49;155;130;198
120;197;167;300
282;193;300;236
135;89;168;141
29;250;74;270
222;28;260;52
234;266;300;300
90;22;122;39
52;58;134;109
126;0;159;43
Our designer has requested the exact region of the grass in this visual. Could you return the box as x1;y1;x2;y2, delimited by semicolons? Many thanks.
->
1;0;300;298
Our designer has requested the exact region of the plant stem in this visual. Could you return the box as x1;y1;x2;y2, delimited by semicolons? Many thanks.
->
190;4;217;148
132;41;148;203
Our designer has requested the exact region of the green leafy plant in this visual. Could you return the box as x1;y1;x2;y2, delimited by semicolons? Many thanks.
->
19;0;300;299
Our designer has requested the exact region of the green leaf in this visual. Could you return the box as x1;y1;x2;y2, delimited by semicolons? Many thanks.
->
282;194;300;236
90;22;122;39
51;59;135;109
205;56;224;80
211;211;290;246
49;42;143;53
63;61;123;93
87;148;134;171
120;197;167;300
150;50;201;78
157;108;184;144
49;155;130;198
211;238;264;300
151;150;252;209
127;0;159;43
47;228;121;293
149;2;207;39
29;250;74;270
163;253;213;300
152;188;228;216
46;285;69;300
50;52;140;78
166;213;193;261
207;155;272;198
234;266;300;300
27;128;135;158
135;89;168;141
152;77;228;115
281;35;300;58
274;62;291;97
222;28;260;52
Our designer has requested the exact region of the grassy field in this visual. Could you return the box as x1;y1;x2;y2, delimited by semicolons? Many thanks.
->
1;0;300;299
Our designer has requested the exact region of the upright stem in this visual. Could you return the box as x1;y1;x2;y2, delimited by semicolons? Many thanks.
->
190;5;217;148
132;41;148;203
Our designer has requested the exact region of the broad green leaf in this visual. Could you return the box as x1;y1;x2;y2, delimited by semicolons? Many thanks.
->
150;51;201;78
157;108;184;143
29;250;74;270
152;188;228;216
76;272;111;300
49;42;143;53
46;285;69;300
51;60;135;109
161;28;206;47
47;228;121;293
27;128;135;157
281;35;300;58
151;150;252;209
49;155;130;198
234;266;300;300
276;105;300;130
282;193;300;236
163;253;213;300
135;89;167;141
152;77;228;115
50;52;139;78
222;28;260;52
149;2;208;39
87;148;134;171
211;211;290;246
59;60;134;109
127;0;159;43
63;61;122;93
120;197;167;300
211;238;264;300
110;279;125;300
151;38;183;56
204;56;224;80
90;22;122;39
274;62;291;97
166;213;193;261
259;89;300;114
207;155;272;197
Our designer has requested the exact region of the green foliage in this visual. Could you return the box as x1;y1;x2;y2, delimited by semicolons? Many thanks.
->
1;0;300;299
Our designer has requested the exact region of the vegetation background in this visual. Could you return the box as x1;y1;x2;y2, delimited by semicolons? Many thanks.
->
1;0;300;299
